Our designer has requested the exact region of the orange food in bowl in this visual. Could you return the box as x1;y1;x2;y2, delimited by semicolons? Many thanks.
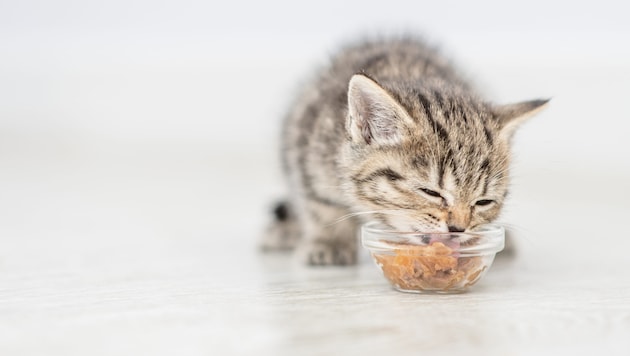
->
373;242;486;292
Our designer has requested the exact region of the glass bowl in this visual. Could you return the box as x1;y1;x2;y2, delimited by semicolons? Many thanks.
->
361;222;505;294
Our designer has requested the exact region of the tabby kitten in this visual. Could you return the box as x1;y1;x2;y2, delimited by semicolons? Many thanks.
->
262;37;547;265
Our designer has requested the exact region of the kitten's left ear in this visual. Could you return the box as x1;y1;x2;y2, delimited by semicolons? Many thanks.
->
494;99;550;141
346;74;414;145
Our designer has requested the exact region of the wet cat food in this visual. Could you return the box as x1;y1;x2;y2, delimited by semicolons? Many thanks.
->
373;242;486;292
361;222;505;293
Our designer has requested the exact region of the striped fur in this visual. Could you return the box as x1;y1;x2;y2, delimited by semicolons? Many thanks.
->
261;37;548;265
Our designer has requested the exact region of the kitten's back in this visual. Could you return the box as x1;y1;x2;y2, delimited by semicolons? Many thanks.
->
318;38;470;98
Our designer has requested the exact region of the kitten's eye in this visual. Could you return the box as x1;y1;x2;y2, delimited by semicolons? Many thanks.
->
365;168;404;183
379;169;403;181
385;172;402;181
475;199;495;207
420;188;443;199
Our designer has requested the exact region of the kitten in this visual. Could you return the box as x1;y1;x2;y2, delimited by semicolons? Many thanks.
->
262;37;547;265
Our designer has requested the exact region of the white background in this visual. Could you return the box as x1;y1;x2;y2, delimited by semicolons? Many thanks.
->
2;0;629;153
1;1;630;355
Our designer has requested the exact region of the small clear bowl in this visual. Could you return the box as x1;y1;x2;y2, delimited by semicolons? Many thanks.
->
361;222;505;294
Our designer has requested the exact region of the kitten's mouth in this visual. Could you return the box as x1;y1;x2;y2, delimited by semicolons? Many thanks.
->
417;234;461;250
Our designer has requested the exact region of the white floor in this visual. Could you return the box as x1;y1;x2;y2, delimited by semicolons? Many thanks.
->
1;136;629;355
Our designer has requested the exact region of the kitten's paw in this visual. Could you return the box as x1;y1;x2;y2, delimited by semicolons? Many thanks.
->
300;239;357;266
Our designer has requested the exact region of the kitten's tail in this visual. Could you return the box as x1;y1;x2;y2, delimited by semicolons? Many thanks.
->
272;201;291;222
260;200;301;251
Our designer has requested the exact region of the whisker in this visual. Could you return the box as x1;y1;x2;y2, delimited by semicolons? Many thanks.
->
497;222;540;246
325;209;410;227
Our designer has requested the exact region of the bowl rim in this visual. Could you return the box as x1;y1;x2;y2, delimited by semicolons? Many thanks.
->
361;221;505;255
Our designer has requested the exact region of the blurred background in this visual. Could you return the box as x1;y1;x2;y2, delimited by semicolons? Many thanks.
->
1;0;630;354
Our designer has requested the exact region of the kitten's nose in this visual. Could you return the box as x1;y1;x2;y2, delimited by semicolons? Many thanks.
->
448;225;465;233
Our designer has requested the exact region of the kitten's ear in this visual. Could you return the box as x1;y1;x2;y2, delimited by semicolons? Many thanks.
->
347;74;413;145
494;99;550;141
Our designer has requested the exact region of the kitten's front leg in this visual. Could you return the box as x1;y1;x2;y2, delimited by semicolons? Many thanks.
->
297;199;359;266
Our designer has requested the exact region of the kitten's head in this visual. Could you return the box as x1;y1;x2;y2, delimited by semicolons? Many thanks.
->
340;74;548;232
